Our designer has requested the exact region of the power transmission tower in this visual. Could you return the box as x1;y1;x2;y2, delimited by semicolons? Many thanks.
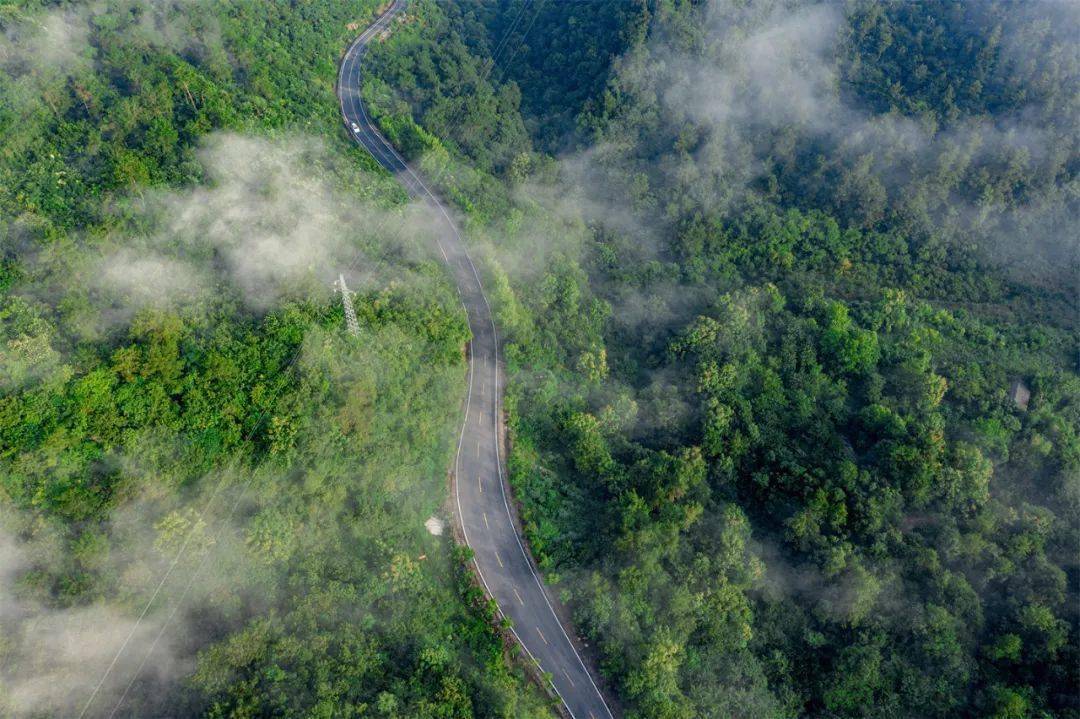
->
336;273;360;336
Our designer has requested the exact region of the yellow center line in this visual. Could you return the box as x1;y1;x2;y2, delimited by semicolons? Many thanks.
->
494;551;504;568
512;587;524;605
564;669;575;687
536;627;548;645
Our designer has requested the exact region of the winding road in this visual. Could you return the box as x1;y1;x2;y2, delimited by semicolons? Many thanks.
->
338;3;614;718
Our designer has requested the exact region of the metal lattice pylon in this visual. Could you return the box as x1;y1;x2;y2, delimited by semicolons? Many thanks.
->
336;273;360;336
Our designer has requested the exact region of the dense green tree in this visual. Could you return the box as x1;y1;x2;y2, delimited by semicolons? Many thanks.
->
361;1;1078;716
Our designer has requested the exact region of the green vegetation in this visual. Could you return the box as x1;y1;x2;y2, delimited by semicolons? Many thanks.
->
363;1;1078;717
2;0;1075;717
0;1;550;717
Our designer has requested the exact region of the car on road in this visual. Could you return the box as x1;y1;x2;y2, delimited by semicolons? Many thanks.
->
350;122;361;134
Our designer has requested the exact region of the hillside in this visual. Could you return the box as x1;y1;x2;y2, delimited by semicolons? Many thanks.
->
1;0;1076;718
363;1;1079;717
0;2;551;717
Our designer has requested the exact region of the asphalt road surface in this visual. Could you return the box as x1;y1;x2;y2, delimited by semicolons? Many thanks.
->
338;3;615;718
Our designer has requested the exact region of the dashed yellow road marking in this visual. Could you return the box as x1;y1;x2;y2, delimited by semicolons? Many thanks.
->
494;551;504;568
536;627;548;645
563;669;575;687
512;587;524;605
483;512;490;529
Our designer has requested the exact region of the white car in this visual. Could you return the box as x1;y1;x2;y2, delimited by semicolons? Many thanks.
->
350;122;361;134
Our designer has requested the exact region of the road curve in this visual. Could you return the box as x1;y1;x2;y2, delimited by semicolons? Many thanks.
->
338;3;615;718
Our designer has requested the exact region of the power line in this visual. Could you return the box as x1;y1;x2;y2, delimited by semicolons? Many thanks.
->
488;0;531;71
497;0;546;75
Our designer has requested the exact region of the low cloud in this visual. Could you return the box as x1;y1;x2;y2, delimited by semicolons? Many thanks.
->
81;132;445;326
100;251;206;309
664;2;844;135
0;7;92;77
1;0;224;117
0;525;184;719
0;459;291;718
550;0;1078;286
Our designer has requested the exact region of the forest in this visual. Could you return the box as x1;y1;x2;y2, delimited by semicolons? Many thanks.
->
1;0;1076;718
363;0;1078;717
0;1;550;717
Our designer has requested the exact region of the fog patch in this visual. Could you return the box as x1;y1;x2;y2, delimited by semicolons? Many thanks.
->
0;7;92;77
553;0;1078;287
0;526;186;719
74;132;446;331
0;0;224;118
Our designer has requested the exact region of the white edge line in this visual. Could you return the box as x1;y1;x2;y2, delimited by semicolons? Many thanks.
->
340;4;613;717
364;93;614;719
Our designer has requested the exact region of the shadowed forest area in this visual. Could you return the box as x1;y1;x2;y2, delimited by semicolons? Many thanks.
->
1;0;1077;718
